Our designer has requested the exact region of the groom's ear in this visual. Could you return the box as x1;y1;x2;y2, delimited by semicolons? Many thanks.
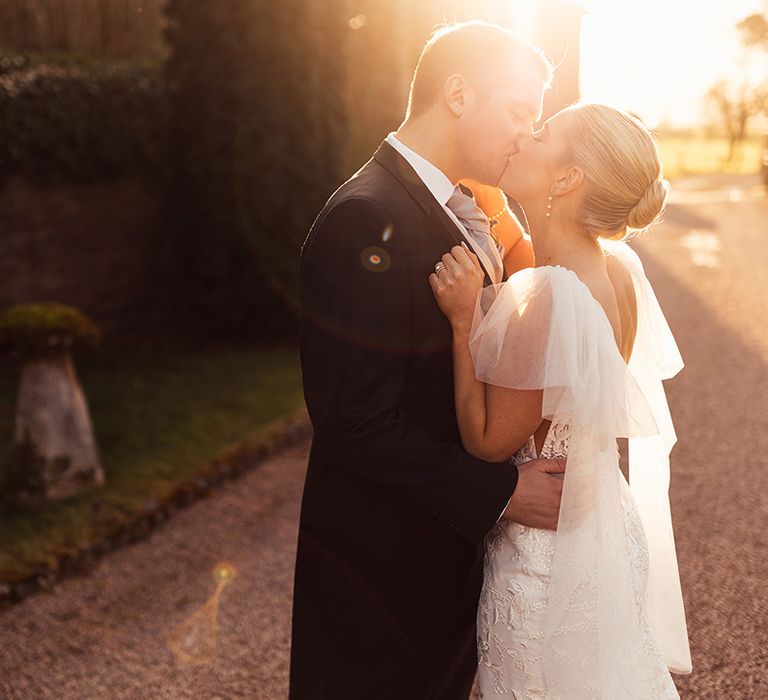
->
445;74;468;116
552;166;584;197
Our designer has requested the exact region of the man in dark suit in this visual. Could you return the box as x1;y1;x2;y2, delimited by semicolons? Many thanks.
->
291;21;564;699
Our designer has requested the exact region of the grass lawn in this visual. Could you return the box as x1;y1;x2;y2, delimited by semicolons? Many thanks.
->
657;134;763;180
0;345;304;584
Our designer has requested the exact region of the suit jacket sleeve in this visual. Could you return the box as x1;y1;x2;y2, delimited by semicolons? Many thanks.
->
300;196;518;544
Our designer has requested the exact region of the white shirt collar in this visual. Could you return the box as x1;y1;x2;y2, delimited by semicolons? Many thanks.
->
385;132;456;207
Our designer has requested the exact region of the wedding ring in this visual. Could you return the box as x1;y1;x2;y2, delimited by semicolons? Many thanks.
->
434;262;446;274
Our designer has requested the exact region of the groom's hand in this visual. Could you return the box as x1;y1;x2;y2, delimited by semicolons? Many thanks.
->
502;457;566;530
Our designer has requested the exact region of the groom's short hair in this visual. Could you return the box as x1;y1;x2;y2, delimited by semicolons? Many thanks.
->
407;21;552;118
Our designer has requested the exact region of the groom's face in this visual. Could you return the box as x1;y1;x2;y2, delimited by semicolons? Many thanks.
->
459;62;545;186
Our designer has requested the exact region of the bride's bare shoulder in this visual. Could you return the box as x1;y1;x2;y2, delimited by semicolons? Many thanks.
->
605;253;638;361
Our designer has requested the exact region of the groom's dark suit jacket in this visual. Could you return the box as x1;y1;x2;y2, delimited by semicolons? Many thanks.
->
290;141;519;699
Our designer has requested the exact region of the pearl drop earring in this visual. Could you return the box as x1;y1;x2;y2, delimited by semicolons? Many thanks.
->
545;191;553;219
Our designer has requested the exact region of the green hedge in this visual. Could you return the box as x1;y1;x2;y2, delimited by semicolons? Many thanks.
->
0;2;350;339
163;1;349;337
0;53;169;184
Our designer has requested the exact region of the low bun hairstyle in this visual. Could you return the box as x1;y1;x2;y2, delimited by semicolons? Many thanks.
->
626;178;669;230
561;103;667;239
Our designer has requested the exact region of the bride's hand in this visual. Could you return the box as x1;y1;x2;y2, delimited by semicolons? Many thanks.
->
429;243;484;333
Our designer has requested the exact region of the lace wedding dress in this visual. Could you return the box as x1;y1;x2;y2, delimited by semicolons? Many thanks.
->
471;241;692;699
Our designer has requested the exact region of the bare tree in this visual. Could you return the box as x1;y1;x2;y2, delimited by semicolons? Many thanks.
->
699;6;768;160
737;11;768;49
705;79;766;161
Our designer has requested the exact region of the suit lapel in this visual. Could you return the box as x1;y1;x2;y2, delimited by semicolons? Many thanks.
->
373;141;493;286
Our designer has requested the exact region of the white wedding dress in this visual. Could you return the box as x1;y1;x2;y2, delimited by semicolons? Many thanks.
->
471;241;692;699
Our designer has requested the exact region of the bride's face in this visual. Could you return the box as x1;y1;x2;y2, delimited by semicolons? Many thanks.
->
498;109;572;204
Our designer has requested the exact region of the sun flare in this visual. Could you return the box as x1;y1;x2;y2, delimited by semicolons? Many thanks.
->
451;0;767;127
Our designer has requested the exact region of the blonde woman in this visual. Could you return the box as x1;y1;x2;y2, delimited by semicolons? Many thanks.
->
431;103;692;697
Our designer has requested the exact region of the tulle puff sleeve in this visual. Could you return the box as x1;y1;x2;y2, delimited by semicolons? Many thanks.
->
469;264;658;438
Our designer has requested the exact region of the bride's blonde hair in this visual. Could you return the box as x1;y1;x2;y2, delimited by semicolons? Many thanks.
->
561;103;667;239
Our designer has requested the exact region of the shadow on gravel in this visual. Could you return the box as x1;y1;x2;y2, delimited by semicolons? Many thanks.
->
633;244;768;699
662;203;718;230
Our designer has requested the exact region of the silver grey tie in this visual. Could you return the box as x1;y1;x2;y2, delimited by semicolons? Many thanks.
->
446;186;504;284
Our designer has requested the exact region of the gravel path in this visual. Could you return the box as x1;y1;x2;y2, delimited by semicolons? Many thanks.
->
1;174;766;699
0;441;308;699
632;174;768;698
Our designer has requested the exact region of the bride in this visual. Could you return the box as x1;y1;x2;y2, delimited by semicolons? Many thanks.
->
430;103;692;698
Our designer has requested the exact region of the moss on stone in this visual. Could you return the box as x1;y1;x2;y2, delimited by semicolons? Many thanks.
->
0;303;100;357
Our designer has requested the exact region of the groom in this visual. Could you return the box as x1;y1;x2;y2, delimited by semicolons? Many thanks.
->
291;21;563;699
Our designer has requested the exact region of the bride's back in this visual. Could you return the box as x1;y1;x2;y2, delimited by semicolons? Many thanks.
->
606;253;639;362
592;252;639;364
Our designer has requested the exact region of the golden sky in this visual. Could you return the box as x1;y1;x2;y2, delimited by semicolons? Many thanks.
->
576;0;767;127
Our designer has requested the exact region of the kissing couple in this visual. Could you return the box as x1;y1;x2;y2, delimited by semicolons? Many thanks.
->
291;20;692;699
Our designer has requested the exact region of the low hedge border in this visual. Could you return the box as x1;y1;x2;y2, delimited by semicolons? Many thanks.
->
0;407;311;610
0;53;168;184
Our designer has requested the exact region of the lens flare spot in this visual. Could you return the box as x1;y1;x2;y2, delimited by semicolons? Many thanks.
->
381;224;394;242
167;561;236;666
214;561;236;582
348;14;367;30
361;246;391;272
681;229;721;268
